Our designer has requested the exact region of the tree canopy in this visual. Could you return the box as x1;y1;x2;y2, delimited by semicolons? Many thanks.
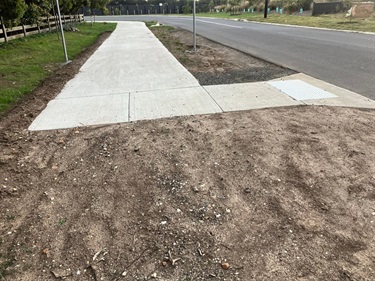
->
0;0;27;26
0;0;110;26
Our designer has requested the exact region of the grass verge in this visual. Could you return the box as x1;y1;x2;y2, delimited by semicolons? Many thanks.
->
0;22;116;113
192;12;375;33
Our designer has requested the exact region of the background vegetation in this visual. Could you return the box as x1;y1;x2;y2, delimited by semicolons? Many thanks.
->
104;0;363;15
0;0;110;27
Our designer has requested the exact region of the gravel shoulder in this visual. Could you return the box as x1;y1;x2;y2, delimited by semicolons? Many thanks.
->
0;26;374;281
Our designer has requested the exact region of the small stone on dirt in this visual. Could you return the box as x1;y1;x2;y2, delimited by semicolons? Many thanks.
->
51;269;72;278
221;262;230;270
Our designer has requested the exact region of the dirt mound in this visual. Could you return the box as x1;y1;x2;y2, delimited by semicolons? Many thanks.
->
1;27;375;281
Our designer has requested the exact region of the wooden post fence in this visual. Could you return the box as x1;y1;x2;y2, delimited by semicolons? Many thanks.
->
0;14;84;43
0;17;8;43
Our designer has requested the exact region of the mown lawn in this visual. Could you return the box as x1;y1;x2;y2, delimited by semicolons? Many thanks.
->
194;12;375;33
0;22;116;113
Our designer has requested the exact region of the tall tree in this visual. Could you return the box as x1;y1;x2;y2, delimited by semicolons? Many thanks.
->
22;0;52;24
59;0;74;13
0;0;27;26
70;0;89;13
55;0;90;14
88;0;110;14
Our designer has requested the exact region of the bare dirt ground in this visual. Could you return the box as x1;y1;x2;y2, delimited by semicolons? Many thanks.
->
150;26;296;85
0;27;375;281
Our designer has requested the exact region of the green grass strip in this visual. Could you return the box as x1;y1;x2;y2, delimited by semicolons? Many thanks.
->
0;22;116;113
190;12;375;33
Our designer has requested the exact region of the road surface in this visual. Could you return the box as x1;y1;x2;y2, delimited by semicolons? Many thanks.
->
94;15;375;100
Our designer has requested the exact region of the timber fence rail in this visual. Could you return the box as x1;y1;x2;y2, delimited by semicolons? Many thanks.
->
0;14;84;43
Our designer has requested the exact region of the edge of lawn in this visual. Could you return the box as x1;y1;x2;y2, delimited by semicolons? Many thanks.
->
0;22;117;115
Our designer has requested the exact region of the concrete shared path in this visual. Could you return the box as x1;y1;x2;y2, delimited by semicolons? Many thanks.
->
29;22;375;131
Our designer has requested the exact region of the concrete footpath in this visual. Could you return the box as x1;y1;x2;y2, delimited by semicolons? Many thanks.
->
29;22;375;131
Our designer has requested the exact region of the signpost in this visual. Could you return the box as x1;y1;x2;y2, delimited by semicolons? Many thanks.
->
193;0;196;51
55;0;69;63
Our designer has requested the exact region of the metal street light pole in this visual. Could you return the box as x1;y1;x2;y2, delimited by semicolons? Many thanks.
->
55;0;69;63
193;0;196;51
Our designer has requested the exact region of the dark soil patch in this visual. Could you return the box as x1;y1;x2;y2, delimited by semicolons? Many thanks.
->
149;27;296;85
337;21;360;24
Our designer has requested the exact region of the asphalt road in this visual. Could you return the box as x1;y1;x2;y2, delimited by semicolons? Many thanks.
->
95;15;375;100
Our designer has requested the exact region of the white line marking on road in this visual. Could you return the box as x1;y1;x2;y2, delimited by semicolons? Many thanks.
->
197;19;243;29
172;17;243;29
